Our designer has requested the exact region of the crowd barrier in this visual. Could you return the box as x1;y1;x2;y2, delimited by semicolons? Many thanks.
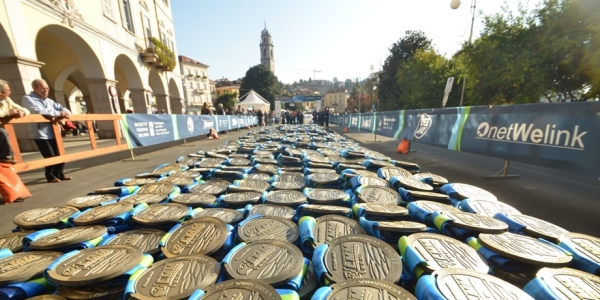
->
331;102;600;179
1;114;258;173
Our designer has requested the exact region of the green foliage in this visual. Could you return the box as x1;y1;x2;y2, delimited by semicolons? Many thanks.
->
378;31;432;110
150;37;176;71
374;0;599;109
396;49;459;108
215;92;237;110
240;65;280;110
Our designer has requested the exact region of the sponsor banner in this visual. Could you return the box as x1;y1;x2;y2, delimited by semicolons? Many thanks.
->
460;102;600;178
375;111;401;138
217;115;230;131
175;115;204;139
360;113;375;132
398;108;459;148
199;115;215;134
122;114;176;148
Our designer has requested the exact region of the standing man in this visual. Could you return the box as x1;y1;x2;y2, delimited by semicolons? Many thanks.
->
256;109;264;127
0;80;30;164
324;107;330;128
22;79;72;183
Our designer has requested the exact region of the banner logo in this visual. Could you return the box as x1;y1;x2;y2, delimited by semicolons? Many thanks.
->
414;113;432;139
232;118;238;126
203;120;214;128
476;122;587;150
186;116;194;134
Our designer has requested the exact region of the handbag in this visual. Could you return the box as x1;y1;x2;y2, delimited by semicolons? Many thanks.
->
0;164;31;204
63;120;77;130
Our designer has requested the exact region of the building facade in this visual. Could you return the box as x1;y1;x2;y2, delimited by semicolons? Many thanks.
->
215;79;240;98
0;0;183;146
323;91;348;112
259;25;274;74
179;55;210;112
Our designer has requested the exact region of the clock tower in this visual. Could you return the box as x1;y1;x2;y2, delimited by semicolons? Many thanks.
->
260;24;275;74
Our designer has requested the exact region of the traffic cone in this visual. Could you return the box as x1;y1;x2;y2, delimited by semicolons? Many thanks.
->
397;139;410;154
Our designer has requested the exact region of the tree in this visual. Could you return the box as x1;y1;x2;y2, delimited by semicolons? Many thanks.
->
533;0;599;101
240;64;280;110
396;49;459;109
333;77;340;90
378;31;432;111
344;79;353;90
215;92;237;110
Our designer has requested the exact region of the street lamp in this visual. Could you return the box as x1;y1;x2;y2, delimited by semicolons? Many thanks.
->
372;86;377;111
451;0;477;107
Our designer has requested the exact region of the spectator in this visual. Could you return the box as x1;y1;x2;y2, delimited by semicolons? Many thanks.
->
22;79;72;183
0;80;30;164
257;109;264;127
201;103;213;138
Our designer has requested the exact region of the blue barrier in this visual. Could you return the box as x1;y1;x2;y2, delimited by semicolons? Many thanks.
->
122;114;258;148
331;102;600;179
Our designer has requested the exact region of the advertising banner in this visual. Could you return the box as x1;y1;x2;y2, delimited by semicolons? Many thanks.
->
122;114;176;148
175;115;204;139
458;102;600;178
398;108;460;148
375;111;402;138
217;115;231;132
199;115;216;135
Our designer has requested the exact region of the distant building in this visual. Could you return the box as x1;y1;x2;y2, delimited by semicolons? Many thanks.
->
260;24;275;74
215;79;241;99
209;80;217;104
323;91;349;113
179;56;210;112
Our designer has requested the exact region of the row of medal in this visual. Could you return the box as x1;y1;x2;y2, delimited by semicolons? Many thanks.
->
0;124;598;300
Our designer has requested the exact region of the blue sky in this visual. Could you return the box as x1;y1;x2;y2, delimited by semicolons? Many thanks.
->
172;0;542;84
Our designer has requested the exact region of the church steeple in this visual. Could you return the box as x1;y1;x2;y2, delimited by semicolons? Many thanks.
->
260;24;275;74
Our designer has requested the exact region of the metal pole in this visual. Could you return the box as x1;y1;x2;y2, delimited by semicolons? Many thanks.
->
459;0;476;107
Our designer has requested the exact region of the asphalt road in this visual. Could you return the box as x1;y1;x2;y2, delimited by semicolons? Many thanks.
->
2;125;598;239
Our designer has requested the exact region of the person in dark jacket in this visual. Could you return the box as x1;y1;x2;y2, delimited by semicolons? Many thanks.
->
323;108;330;127
257;109;264;127
297;111;304;125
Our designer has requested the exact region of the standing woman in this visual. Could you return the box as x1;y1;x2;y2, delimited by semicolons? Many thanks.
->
201;102;212;138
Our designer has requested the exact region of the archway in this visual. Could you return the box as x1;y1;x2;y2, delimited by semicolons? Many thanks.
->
168;78;183;114
114;54;144;113
148;68;167;113
35;25;109;114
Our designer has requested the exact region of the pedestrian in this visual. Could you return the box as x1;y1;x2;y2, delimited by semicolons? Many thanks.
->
324;107;330;128
0;80;30;164
257;109;264;127
201;102;213;139
22;79;72;182
297;110;304;125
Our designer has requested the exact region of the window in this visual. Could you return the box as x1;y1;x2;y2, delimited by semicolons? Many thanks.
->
121;0;135;33
102;0;116;19
143;15;152;39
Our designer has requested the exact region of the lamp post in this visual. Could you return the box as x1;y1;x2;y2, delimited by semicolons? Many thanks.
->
451;0;476;107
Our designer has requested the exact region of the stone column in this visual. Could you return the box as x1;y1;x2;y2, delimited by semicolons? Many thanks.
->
0;56;44;152
154;93;170;114
170;97;183;114
86;79;120;139
49;90;67;107
129;89;152;114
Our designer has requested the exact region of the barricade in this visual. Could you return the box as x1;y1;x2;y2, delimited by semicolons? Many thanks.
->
1;114;127;173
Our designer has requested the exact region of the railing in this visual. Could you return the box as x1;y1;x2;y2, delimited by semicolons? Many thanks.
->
0;114;128;173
